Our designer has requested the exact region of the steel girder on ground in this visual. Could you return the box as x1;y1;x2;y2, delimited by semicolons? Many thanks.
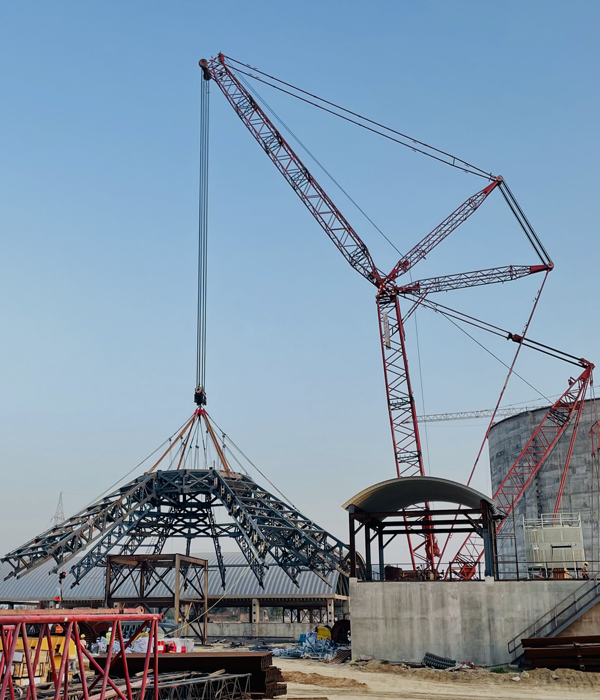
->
2;469;348;589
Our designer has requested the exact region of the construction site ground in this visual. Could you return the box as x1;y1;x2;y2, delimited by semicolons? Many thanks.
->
277;657;600;699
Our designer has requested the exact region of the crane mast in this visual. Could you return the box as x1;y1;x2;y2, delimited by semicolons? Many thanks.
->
200;54;553;570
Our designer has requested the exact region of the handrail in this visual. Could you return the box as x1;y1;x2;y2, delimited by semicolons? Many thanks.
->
507;574;600;657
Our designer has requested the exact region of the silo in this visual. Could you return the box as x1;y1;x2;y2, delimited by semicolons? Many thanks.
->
488;399;600;575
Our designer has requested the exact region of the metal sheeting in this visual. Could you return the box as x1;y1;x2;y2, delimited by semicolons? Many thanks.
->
0;552;339;603
342;476;495;512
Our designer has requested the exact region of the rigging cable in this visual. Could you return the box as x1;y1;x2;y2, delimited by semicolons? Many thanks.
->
225;56;492;180
439;313;550;403
236;72;403;258
85;415;194;508
208;413;301;511
229;59;554;275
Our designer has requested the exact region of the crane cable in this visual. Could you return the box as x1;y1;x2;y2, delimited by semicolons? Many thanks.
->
229;59;552;270
224;56;493;180
236;72;403;258
196;72;210;404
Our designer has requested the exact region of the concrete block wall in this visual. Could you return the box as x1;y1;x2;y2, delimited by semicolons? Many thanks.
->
349;579;586;666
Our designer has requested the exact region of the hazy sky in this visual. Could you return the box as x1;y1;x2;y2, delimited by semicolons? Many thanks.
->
1;1;599;560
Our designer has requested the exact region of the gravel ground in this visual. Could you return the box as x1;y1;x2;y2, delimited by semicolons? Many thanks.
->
278;657;600;700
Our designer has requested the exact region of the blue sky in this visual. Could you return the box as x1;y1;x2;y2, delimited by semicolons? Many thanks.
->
1;1;599;558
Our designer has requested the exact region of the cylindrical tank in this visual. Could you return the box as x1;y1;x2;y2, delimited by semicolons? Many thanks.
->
488;399;600;571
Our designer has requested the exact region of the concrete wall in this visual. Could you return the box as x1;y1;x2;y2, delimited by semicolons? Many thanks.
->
559;601;600;637
488;399;600;568
349;578;585;667
207;621;312;639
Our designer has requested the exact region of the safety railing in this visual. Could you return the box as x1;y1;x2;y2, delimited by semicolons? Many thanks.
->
496;558;598;581
507;573;600;658
360;562;485;581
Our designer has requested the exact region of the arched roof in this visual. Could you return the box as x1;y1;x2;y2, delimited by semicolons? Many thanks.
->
342;476;494;513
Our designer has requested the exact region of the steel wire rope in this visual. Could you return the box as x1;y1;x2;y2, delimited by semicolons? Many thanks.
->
207;414;301;511
197;75;210;394
236;72;404;258
222;449;250;477
438;313;551;402
498;180;551;266
225;57;492;180
241;72;436;476
470;386;600;411
178;418;201;471
81;416;194;508
240;71;436;477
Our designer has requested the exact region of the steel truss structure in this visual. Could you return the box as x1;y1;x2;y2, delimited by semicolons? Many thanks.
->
199;53;554;569
106;554;208;643
2;410;348;590
417;407;544;422
146;673;251;700
348;503;500;581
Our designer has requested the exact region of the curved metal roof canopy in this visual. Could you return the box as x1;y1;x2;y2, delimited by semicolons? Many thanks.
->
342;476;494;513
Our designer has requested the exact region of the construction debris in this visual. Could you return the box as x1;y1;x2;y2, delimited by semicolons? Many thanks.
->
96;651;286;698
422;652;457;669
272;632;347;662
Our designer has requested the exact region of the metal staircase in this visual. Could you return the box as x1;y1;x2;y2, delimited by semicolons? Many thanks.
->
508;575;600;659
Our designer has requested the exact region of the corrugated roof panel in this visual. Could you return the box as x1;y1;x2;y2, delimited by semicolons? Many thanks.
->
0;552;339;603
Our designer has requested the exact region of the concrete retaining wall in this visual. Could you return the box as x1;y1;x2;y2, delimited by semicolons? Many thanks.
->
207;621;312;639
349;578;587;666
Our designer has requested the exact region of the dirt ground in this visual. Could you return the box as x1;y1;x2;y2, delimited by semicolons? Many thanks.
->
278;657;600;700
